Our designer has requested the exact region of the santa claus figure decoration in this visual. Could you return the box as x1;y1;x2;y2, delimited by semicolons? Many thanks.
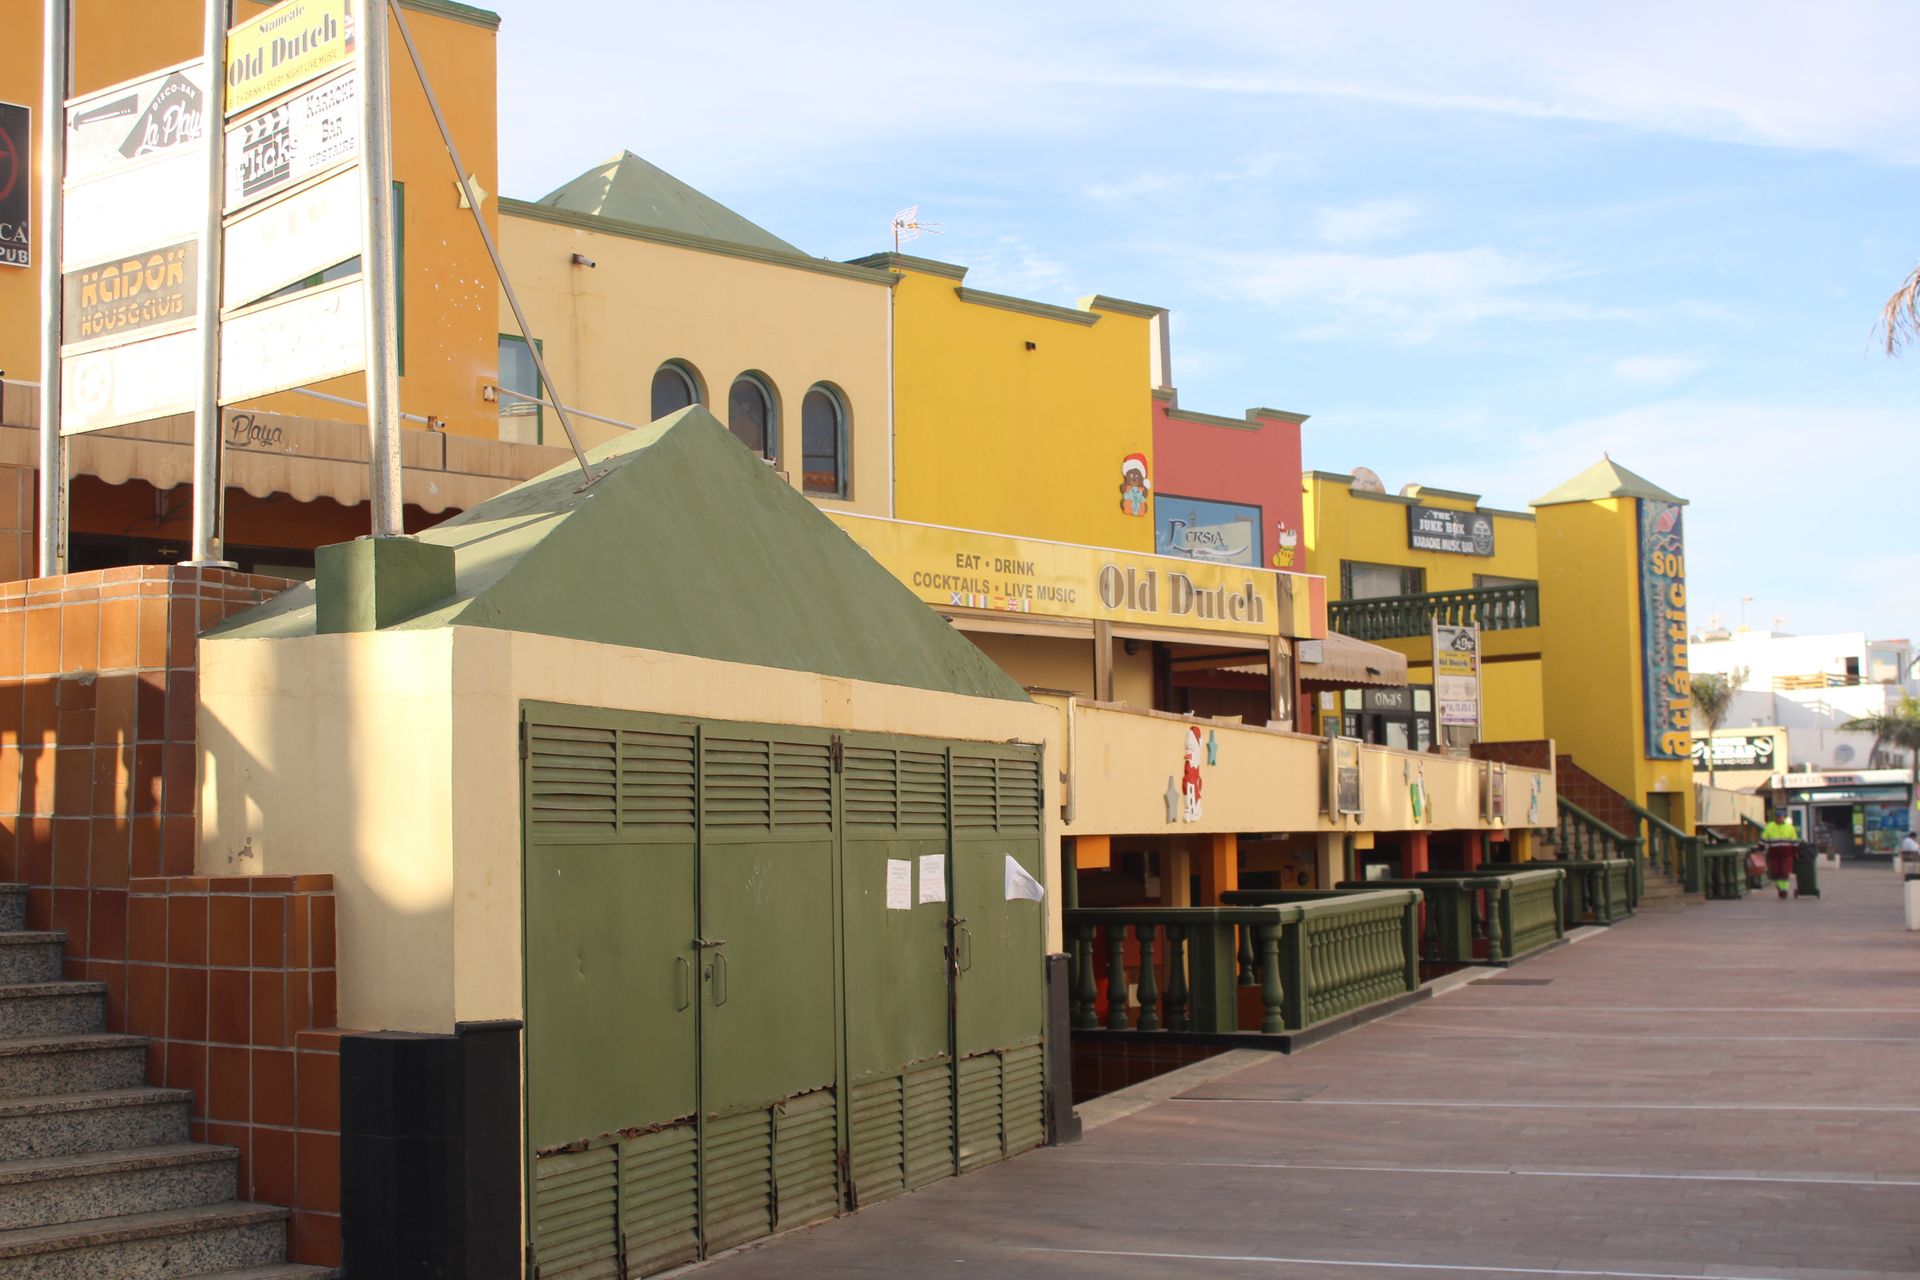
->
1181;725;1205;822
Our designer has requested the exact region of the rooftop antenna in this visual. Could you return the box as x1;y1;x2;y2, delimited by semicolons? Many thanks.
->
891;205;942;252
1739;595;1753;631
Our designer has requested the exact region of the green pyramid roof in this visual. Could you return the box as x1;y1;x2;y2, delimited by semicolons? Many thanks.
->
1532;456;1685;508
212;408;1030;702
535;152;801;256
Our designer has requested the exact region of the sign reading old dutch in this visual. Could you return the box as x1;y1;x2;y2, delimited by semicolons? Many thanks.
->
831;514;1290;637
1433;622;1481;728
1638;498;1690;759
62;242;197;344
225;69;358;211
226;0;355;117
0;102;27;267
1408;504;1495;557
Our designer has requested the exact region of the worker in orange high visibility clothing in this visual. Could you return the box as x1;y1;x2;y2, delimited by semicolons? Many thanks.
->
1762;810;1801;899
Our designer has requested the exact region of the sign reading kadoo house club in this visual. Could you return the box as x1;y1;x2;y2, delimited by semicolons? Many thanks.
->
0;101;27;268
1638;498;1691;759
1408;504;1495;557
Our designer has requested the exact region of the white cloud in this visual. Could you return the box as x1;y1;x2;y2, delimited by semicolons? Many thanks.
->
1312;199;1420;247
1613;355;1705;385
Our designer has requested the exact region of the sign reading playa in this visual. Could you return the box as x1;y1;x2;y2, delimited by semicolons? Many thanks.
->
225;0;354;117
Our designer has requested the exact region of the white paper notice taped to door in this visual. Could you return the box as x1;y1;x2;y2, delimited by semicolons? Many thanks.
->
1004;855;1045;902
885;859;911;911
918;854;946;904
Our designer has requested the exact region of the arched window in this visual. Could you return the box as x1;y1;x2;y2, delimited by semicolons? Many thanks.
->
801;385;847;496
727;373;777;459
650;361;702;420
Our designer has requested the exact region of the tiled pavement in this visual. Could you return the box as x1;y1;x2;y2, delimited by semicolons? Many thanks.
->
693;864;1920;1279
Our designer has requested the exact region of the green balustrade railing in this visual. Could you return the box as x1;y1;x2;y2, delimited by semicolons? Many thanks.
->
1326;869;1564;967
1555;797;1646;901
1701;845;1751;900
1064;889;1422;1036
1626;799;1701;892
1328;583;1539;642
1480;858;1633;926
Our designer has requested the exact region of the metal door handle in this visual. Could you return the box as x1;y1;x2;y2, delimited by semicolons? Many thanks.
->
711;952;729;1006
675;957;690;1011
692;937;727;949
957;926;974;974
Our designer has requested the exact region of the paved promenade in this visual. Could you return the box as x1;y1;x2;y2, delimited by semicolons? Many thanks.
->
695;864;1920;1279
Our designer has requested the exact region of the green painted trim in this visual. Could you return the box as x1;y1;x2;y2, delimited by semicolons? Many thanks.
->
1478;506;1537;522
1307;470;1355;485
500;198;898;288
1165;407;1262;433
1079;294;1162;318
1248;405;1310;424
399;0;501;30
953;287;1100;327
844;252;969;280
1150;387;1175;403
1350;488;1416;507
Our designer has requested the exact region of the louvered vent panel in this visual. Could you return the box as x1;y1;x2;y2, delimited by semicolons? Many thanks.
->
530;1145;621;1278
1001;1043;1046;1157
842;747;899;829
903;1060;956;1190
703;738;772;829
528;724;619;833
772;741;834;831
619;1123;699;1276
955;1053;1005;1173
849;1076;906;1206
618;729;697;830
773;1089;841;1228
995;754;1043;831
702;1108;774;1252
899;750;949;830
951;756;998;832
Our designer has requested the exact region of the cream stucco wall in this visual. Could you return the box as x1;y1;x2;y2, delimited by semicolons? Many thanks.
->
198;625;1061;1034
498;211;892;515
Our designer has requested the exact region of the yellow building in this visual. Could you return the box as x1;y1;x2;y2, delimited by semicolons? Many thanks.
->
0;0;514;577
1302;470;1544;745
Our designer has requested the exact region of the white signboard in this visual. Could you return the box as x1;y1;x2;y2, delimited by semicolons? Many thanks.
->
1433;622;1482;730
65;62;209;183
61;326;198;435
222;164;362;308
224;70;358;212
64;160;205;270
220;275;366;404
63;62;211;270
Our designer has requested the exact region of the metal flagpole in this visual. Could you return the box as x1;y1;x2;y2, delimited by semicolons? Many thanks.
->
36;0;69;577
187;0;230;565
358;0;403;537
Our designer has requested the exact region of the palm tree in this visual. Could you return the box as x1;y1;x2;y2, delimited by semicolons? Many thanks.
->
1691;668;1746;786
1881;264;1920;354
1842;694;1920;794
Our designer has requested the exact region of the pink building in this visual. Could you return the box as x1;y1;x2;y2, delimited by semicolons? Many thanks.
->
1150;390;1307;573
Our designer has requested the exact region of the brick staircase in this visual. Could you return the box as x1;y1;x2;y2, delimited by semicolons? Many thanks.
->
0;884;333;1279
1541;756;1693;903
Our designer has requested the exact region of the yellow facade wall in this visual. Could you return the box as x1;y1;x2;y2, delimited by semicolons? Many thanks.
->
496;208;891;514
966;630;1094;698
1536;497;1695;828
0;1;501;440
887;265;1156;550
197;625;1062;1033
1302;473;1539;598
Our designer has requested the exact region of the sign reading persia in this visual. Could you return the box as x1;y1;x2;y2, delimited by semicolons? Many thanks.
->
0;102;27;267
1154;495;1261;566
1638;499;1690;759
1408;504;1495;557
226;0;355;117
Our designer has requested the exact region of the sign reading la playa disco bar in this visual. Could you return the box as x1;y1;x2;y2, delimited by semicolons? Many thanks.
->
1407;504;1495;557
829;514;1286;637
1637;498;1691;759
226;0;355;117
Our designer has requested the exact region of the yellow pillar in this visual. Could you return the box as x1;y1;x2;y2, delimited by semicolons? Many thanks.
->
1164;843;1193;906
1509;829;1535;862
1197;833;1239;904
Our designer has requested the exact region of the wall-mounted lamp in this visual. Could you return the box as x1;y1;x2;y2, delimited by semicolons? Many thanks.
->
1024;341;1037;351
571;253;597;269
1123;639;1142;656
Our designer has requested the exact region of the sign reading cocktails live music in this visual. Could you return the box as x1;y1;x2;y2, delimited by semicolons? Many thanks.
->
225;0;355;116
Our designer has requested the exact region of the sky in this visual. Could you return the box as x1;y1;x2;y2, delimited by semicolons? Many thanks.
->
485;0;1920;641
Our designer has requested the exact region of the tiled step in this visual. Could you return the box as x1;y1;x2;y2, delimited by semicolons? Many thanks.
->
0;1088;192;1161
0;1033;148;1099
0;984;106;1039
0;1143;235;1231
0;1202;289;1279
0;934;68;985
0;888;23;934
195;1267;340;1279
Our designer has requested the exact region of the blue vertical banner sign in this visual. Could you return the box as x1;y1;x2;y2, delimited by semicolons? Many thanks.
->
1637;498;1690;758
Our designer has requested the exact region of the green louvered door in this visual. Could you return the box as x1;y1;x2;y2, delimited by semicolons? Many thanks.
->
523;711;701;1279
840;739;956;1206
695;728;841;1253
951;744;1049;1169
